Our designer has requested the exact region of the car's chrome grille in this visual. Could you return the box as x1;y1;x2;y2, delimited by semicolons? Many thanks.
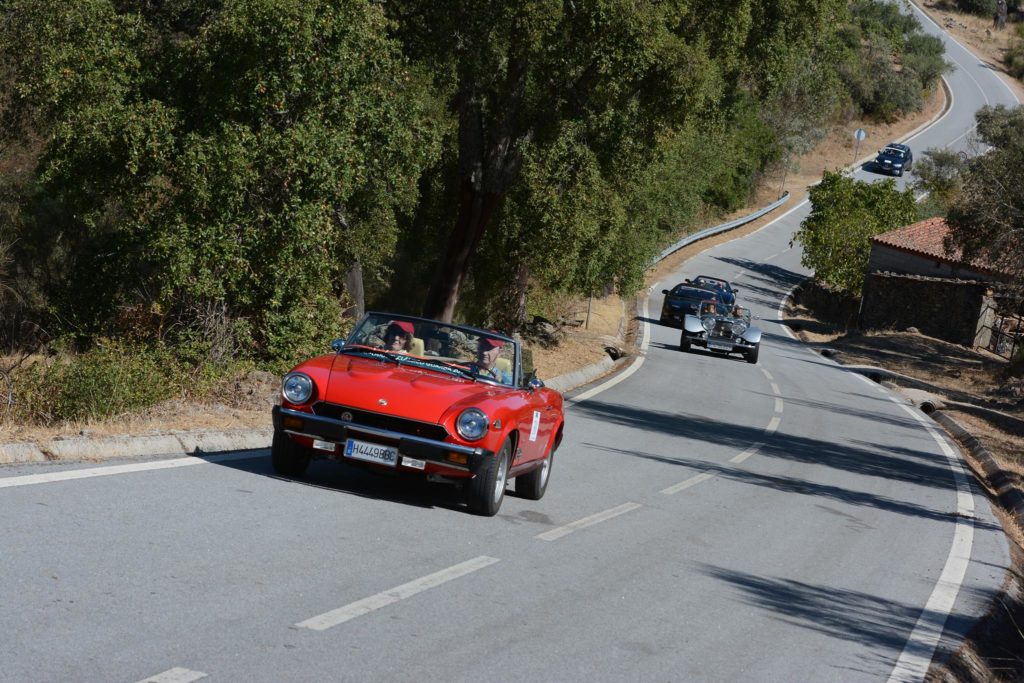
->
713;320;734;337
312;402;449;441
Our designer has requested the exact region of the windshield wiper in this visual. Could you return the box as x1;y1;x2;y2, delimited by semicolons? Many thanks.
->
337;344;405;365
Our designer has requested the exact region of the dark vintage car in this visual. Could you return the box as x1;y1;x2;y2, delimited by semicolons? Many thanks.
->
687;275;738;306
271;312;565;516
660;284;723;326
873;143;913;177
680;303;762;364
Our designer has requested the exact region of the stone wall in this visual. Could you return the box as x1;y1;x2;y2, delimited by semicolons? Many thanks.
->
859;272;996;346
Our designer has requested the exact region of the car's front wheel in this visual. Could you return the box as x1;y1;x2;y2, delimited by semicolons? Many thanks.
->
679;334;690;352
516;441;554;501
746;345;760;364
271;430;312;477
467;437;511;516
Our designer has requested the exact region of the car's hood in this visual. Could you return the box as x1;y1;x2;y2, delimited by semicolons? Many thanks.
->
322;355;506;423
876;154;901;163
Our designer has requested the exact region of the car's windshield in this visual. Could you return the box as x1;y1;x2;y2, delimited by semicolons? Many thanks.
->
671;286;718;300
883;148;904;158
695;276;728;291
345;313;517;386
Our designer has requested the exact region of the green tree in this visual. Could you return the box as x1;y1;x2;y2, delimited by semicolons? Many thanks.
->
1;0;443;362
793;171;918;293
945;105;1024;287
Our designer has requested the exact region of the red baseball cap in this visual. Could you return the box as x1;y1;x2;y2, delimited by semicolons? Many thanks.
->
388;321;415;336
479;337;504;349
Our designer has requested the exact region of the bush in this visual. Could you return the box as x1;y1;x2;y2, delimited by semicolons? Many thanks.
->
1006;26;1024;79
956;0;997;16
9;342;250;425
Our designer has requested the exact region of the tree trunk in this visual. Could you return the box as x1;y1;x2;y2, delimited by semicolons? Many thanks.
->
422;180;500;322
343;262;364;320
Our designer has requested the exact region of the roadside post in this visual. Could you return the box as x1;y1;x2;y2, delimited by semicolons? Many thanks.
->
853;128;867;165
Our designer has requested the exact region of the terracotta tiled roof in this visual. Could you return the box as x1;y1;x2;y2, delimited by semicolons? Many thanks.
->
871;216;1000;274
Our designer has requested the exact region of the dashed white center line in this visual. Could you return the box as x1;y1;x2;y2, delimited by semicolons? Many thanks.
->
765;416;781;434
536;502;642;541
729;443;763;464
295;556;500;631
775;398;784;413
770;382;781;395
136;668;207;683
661;472;716;495
760;368;774;381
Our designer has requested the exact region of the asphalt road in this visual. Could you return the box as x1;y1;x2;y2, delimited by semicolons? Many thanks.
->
1;6;1020;683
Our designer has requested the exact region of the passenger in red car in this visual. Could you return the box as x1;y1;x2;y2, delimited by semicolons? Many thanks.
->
385;321;415;352
471;337;512;385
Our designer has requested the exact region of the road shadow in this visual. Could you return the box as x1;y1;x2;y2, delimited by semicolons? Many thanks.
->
201;450;470;513
696;563;991;659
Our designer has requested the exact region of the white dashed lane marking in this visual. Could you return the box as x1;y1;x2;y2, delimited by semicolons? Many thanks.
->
536;502;642;541
765;417;781;434
661;473;716;495
296;556;500;631
729;443;762;465
136;668;207;683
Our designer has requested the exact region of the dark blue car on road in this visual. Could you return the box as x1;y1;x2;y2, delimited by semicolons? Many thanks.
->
873;143;913;177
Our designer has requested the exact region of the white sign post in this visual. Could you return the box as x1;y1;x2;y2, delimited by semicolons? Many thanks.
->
853;128;867;165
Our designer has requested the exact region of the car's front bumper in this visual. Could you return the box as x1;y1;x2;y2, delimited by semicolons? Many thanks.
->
272;405;493;475
684;334;757;354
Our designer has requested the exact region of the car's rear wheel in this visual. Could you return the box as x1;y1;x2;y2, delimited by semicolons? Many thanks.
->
679;334;690;352
271;430;311;477
746;345;760;364
516;443;554;501
467;437;511;516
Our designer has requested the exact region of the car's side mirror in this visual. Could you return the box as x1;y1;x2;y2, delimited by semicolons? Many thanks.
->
661;289;669;294
732;288;740;295
528;376;545;391
330;339;345;353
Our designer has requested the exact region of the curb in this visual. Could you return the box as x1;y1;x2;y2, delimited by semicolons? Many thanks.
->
932;410;1024;531
546;356;616;394
0;428;273;466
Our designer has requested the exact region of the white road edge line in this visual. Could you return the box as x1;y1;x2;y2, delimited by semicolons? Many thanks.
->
295;556;500;631
536;502;642;541
887;398;976;683
568;298;650;405
0;451;261;489
662;472;716;495
136;668;208;683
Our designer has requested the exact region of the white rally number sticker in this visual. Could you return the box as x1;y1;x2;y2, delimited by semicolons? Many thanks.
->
529;411;541;442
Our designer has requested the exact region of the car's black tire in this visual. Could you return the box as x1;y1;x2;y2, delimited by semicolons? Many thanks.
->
897;169;904;177
679;336;690;352
745;345;760;364
467;437;511;516
516;443;554;501
271;430;311;477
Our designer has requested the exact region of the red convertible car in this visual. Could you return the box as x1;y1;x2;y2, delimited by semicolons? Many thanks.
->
271;312;565;516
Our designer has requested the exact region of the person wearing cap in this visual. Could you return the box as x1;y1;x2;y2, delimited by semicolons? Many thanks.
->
470;335;512;384
385;320;415;353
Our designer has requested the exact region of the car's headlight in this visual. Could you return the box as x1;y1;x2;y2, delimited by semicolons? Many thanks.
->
282;372;314;404
732;320;749;335
701;317;715;332
456;408;489;441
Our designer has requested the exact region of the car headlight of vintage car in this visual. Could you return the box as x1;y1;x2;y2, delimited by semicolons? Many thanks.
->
282;372;314;404
701;316;716;332
456;408;489;441
732;320;749;335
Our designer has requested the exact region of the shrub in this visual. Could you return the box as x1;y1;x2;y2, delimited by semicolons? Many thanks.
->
956;0;997;16
1006;26;1024;79
9;341;251;425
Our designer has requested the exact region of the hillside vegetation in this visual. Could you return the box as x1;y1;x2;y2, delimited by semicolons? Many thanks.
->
0;0;948;424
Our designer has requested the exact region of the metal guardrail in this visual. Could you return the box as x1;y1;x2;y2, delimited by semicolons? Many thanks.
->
651;191;791;266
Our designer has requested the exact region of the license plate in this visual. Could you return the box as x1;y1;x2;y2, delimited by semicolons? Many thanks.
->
708;341;733;351
344;438;398;467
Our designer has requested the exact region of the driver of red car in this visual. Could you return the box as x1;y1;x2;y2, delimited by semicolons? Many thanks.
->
471;337;512;385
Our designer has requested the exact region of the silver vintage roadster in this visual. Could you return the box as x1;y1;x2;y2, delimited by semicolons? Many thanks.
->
680;303;762;364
